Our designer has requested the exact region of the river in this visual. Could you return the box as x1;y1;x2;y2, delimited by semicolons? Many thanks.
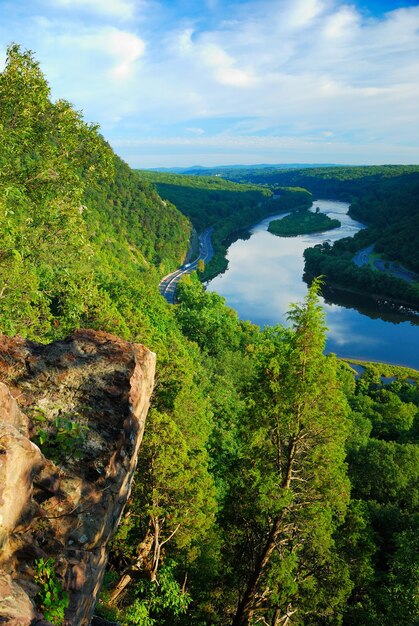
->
207;200;419;369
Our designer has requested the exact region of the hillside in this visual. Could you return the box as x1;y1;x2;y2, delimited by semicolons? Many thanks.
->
138;170;312;277
0;46;418;626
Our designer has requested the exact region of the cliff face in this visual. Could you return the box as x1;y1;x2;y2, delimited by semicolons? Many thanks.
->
0;329;156;626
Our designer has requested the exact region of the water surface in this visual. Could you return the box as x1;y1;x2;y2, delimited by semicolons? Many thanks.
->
207;200;419;368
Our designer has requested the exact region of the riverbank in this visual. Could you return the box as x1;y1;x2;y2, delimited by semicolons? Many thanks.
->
353;244;419;284
207;199;419;368
341;358;418;381
310;276;419;319
304;235;419;311
202;188;312;281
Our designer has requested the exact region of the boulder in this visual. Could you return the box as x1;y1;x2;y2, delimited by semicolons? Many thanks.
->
0;330;155;626
0;570;37;625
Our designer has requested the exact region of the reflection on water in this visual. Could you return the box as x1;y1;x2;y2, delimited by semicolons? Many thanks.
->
320;283;419;325
207;200;419;368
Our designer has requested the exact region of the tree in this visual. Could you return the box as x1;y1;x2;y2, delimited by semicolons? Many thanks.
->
232;281;351;626
175;274;241;356
0;44;114;338
106;399;216;609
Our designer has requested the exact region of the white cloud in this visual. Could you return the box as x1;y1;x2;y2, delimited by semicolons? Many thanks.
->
323;5;359;39
177;28;194;55
177;37;255;87
51;0;137;20
111;133;419;156
186;127;205;135
46;26;145;83
287;0;325;29
2;0;419;165
107;30;146;80
2;21;148;127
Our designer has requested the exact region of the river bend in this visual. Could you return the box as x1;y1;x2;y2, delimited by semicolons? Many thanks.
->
207;200;419;368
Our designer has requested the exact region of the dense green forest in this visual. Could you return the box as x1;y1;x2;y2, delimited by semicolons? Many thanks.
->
268;209;341;237
178;163;419;196
137;169;272;232
138;170;312;277
183;164;419;305
304;237;419;308
0;47;418;626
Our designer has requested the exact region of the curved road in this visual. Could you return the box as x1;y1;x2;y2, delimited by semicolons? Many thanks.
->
159;228;214;304
353;244;418;284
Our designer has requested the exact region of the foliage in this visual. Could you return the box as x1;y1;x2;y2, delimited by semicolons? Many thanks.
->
33;411;88;462
34;557;69;625
121;563;191;625
188;163;419;198
86;157;191;273
138;169;272;232
230;281;351;625
304;240;419;307
139;170;312;279
0;44;113;338
268;209;340;236
340;362;419;624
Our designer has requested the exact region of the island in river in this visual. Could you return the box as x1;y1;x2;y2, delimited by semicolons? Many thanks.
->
268;209;341;237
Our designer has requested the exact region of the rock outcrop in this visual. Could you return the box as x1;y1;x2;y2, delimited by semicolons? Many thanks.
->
0;329;155;626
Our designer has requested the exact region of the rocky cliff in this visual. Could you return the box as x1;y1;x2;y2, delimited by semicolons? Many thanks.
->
0;329;155;625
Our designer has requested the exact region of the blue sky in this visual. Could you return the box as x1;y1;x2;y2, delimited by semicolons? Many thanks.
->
1;0;419;167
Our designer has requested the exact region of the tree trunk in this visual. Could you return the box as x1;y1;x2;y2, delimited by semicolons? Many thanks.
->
232;516;282;626
233;438;297;626
108;530;154;606
108;573;132;605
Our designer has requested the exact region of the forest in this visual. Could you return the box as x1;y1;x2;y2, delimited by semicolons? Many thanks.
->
0;46;418;626
138;171;312;278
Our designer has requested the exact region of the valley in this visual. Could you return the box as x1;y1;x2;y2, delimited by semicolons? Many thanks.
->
0;45;417;626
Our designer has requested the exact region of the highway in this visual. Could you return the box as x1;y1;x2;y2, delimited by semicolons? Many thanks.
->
159;228;214;304
353;244;375;268
353;243;417;284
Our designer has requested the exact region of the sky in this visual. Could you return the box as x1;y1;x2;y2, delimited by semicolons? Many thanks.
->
1;0;419;167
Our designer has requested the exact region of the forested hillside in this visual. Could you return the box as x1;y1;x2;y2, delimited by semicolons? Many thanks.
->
182;163;419;196
139;170;312;277
138;170;272;231
0;47;417;626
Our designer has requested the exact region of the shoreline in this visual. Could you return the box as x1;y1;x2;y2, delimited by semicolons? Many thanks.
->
318;278;419;317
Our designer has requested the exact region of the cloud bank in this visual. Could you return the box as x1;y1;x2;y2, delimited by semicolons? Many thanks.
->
0;0;418;166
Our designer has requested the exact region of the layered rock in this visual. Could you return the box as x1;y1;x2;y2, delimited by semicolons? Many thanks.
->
0;330;155;625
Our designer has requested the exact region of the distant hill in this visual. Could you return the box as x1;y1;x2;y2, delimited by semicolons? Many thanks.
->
147;163;340;175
